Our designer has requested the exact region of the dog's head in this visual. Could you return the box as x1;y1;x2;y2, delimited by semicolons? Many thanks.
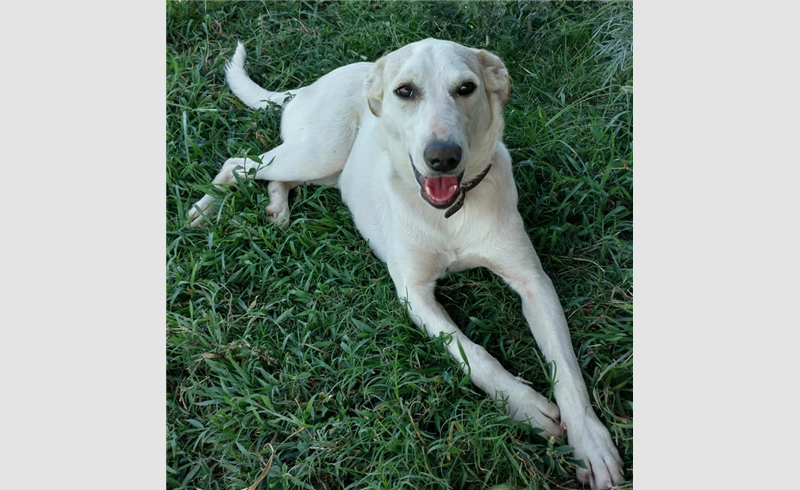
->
364;39;509;210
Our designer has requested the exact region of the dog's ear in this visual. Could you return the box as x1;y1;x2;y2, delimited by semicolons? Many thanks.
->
364;56;387;117
477;49;510;107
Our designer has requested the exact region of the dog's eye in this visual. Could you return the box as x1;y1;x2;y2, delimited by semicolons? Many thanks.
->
394;85;415;99
457;82;476;96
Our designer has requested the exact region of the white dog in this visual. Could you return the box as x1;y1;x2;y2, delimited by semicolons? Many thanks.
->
188;39;624;489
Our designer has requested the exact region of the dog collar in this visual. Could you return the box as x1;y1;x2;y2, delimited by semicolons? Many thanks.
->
444;164;492;218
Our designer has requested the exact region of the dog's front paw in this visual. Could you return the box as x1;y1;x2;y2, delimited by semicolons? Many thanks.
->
505;389;563;440
565;414;624;489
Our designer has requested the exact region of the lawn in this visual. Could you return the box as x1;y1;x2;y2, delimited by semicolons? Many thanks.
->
166;2;633;489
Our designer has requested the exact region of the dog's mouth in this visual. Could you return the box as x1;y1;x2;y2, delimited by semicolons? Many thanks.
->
411;158;463;209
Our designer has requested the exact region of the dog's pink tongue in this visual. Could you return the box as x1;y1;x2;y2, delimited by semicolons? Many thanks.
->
424;176;459;202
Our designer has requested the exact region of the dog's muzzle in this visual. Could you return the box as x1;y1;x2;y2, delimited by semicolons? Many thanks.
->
412;160;463;209
410;157;492;218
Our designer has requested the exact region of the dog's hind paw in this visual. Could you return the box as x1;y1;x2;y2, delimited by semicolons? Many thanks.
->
265;180;292;226
187;195;215;227
265;202;291;226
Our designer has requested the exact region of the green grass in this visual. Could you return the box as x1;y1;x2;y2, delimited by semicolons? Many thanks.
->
166;2;633;489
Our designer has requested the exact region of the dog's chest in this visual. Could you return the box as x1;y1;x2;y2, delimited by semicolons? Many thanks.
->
447;253;488;273
427;208;504;274
440;244;494;273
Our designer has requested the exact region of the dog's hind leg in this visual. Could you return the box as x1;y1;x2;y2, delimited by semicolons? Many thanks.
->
187;142;344;227
188;57;366;227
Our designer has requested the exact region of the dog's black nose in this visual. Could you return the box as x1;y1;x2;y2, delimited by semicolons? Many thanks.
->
424;141;462;173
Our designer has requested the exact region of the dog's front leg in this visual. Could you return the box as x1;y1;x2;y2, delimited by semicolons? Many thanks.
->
388;258;562;439
484;222;624;489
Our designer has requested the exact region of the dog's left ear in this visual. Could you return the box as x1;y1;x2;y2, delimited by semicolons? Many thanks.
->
364;56;387;117
477;49;510;107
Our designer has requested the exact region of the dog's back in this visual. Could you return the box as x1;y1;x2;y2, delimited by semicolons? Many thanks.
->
226;42;371;153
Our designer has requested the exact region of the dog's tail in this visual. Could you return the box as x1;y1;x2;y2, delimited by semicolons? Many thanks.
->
225;42;300;109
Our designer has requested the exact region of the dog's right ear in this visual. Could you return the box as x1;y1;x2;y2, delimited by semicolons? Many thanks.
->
364;56;387;117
